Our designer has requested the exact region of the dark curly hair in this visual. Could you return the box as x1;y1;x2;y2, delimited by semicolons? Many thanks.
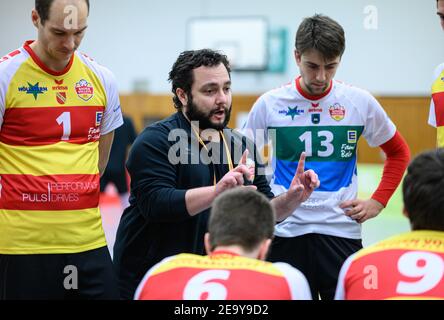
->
168;49;231;110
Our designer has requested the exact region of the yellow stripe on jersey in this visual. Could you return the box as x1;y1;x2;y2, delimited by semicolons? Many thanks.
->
432;69;444;93
353;231;444;260
0;141;99;175
0;208;106;254
5;56;107;109
150;253;284;277
438;127;444;147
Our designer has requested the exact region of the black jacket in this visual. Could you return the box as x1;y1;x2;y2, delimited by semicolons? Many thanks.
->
113;112;274;299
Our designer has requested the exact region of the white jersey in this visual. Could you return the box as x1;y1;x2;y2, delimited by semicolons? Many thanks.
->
242;77;396;239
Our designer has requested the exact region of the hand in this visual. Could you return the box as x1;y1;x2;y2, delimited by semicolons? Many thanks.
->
287;152;320;203
214;150;256;196
340;198;384;224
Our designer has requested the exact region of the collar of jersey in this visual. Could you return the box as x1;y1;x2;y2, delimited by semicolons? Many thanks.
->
295;76;333;101
23;40;75;76
211;250;240;257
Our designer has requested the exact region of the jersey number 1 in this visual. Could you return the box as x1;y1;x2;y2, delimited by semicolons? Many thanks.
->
56;112;72;141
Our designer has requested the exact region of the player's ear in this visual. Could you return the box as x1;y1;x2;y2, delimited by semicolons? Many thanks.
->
31;9;40;28
204;233;212;255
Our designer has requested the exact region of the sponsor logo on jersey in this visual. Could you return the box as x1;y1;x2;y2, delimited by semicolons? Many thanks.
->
348;130;357;143
311;113;320;124
75;79;94;101
56;92;67;104
95;111;103;126
18;82;48;100
308;103;323;113
278;106;304;120
53;79;68;104
329;103;346;121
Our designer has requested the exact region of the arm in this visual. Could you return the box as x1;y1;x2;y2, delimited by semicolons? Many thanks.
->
98;131;114;176
340;131;410;223
271;152;319;222
185;150;256;216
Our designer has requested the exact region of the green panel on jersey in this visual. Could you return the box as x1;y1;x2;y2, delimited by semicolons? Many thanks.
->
268;126;364;162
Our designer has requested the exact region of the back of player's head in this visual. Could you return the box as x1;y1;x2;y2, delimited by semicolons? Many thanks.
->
35;0;90;25
168;49;231;111
209;188;275;252
403;148;444;231
295;14;346;60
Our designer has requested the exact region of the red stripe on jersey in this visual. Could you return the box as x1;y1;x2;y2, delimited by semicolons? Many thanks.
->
0;106;105;146
433;92;444;126
0;174;99;211
345;249;444;300
138;267;292;300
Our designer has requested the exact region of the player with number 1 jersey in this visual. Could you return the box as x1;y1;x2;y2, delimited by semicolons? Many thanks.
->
0;40;123;254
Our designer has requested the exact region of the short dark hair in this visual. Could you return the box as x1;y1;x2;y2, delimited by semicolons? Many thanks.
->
36;0;90;25
208;188;275;252
402;148;444;231
168;49;231;110
295;14;346;60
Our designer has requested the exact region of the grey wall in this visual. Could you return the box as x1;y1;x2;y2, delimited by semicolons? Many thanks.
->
1;0;442;95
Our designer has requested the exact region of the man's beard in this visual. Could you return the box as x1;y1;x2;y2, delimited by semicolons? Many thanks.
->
185;98;231;131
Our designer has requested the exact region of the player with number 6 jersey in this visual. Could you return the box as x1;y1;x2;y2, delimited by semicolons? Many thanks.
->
135;251;311;300
135;188;312;300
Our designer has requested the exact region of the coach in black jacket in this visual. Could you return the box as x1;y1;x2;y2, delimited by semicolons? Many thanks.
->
113;49;319;299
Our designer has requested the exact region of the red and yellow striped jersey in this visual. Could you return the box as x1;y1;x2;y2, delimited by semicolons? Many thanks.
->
0;41;123;254
429;63;444;147
135;251;312;300
335;231;444;300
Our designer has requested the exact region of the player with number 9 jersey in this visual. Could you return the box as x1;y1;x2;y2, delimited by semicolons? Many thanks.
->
335;231;444;299
0;41;123;254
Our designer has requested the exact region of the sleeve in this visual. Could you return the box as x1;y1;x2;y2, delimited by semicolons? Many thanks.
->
334;254;356;300
100;66;123;135
361;94;396;147
429;63;444;128
240;95;269;151
371;131;411;207
429;99;437;128
126;127;189;222
134;255;176;300
274;262;312;300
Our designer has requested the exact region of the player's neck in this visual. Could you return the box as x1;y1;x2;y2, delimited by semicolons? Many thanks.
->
212;245;261;260
29;40;72;72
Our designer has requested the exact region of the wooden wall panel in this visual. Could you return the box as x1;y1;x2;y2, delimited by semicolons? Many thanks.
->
120;94;435;163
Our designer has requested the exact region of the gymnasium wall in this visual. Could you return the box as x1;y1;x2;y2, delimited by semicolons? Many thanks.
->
1;0;443;95
120;94;435;164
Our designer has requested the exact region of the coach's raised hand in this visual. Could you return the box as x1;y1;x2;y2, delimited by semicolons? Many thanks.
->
271;152;320;222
